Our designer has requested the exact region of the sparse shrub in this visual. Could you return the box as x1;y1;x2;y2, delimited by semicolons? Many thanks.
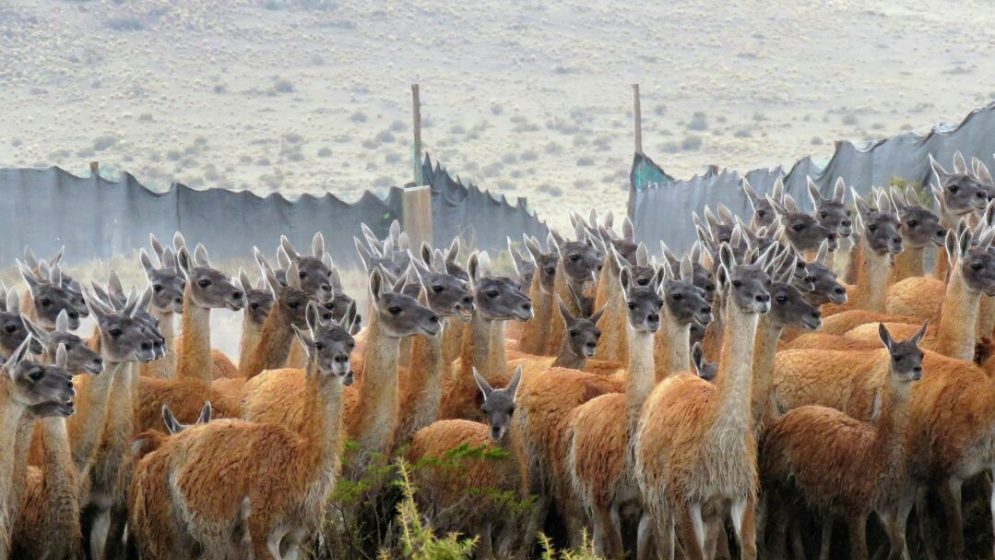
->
490;103;503;116
11;138;22;147
681;135;703;151
318;147;333;158
385;152;402;165
449;125;465;135
138;113;153;122
502;153;518;165
376;130;396;144
106;17;143;32
351;111;368;123
213;84;226;94
273;78;295;94
842;112;858;125
811;136;824;145
539;183;563;197
390;120;407;133
544;142;563;155
93;134;119;152
688;111;708;131
520;150;537;162
283;132;304;144
576;156;594;167
653;104;667;116
482;162;503;178
734;129;752;138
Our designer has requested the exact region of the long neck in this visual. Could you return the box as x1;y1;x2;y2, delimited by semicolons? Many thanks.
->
872;381;913;471
97;363;138;488
626;326;656;431
978;297;995;342
856;244;892;313
712;299;760;435
593;260;628;365
68;360;129;471
653;312;690;382
934;266;981;361
518;272;552;355
242;304;294;379
498;417;530;499
143;308;176;378
750;316;783;430
552;337;586;370
0;382;26;555
891;246;925;283
843;237;862;285
400;322;447;441
460;312;494;381
10;412;35;526
349;317;401;454
547;260;580;355
489;320;508;381
178;286;213;382
298;360;345;501
441;320;464;366
237;312;265;374
37;417;80;527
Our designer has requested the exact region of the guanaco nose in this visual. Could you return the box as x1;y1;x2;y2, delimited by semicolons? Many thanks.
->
334;354;349;364
755;293;770;303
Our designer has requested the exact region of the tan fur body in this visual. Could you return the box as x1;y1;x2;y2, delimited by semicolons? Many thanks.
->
518;264;553;356
592;257;627;365
822;241;893;316
140;309;176;378
886;276;945;320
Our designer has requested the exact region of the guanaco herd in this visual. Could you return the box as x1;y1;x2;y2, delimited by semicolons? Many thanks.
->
2;151;995;560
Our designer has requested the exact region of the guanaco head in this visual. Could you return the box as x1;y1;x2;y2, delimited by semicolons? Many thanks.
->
238;270;275;327
23;247;88;319
890;186;946;249
23;310;103;375
257;250;320;329
662;255;713;327
799;241;848;306
162;402;212;435
354;229;411;279
468;252;533;322
973;156;994;195
854;189;903;256
294;300;358;384
612;243;655;289
768;254;822;331
141;244;186;315
94;278;166;360
4;338;76;413
85;289;158;364
947;221;995;296
806;177;852;238
604;216;638;265
369;268;441;338
691;341;717;382
413;243;474;323
930;152;989;216
19;260;82;330
879;322;926;383
716;242;773;315
0;282;41;357
556;295;604;359
620;266;665;333
177;244;245;311
549;225;603;291
508;238;537;288
520;234;557;294
280;233;335;303
473;365;522;442
743;177;783;230
768;194;838;253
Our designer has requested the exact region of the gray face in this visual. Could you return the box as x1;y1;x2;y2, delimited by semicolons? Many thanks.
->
5;344;76;410
557;240;603;287
30;283;81;331
879;323;926;383
87;300;159;364
298;302;358;385
938;172;989;215
691;342;717;382
815;200;853;238
664;278;713;326
59;276;89;318
960;246;995;296
782;213;837;253
899;206;945;249
324;292;361;334
560;299;605;359
0;311;36;357
288;256;334;303
689;322;706;347
49;331;104;375
369;270;442;339
96;287;166;360
244;287;275;326
475;367;521;442
721;254;772;315
510;249;537;288
861;210;903;255
621;268;664;334
769;281;821;330
610;238;639;265
471;267;533;322
178;247;245;311
421;271;474;321
801;261;847;306
142;249;185;314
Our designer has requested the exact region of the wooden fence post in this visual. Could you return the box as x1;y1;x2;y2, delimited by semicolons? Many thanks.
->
632;84;642;155
90;161;100;178
403;84;433;247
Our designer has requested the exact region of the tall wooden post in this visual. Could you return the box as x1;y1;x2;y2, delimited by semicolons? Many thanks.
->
403;84;432;247
90;161;100;178
632;84;642;155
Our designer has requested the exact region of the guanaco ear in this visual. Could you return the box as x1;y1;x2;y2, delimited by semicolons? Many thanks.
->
285;261;302;291
176;247;193;280
679;254;694;281
369;268;385;303
952;151;968;175
691;342;706;376
23;247;39;272
421;241;434;270
806;177;822;207
172;231;186;252
5;287;19;315
354;238;374;272
832;178;846;204
312;232;325;259
505;365;523;400
523;234;543;263
930;153;950;187
636;243;650;267
340;300;359;333
975;159;993;185
742;179;759;206
20;314;48;345
238;269;253;295
150;233;165;262
618;267;633;294
280;236;299;261
815;239;830;265
322;251;334;273
291;324;314;355
771;176;785;204
54;310;69;334
878;323;895;352
162;405;184;435
197;401;213;425
4;337;31;373
304;301;320;332
622;216;635;243
472;367;494;400
140;248;156;279
55;343;68;369
556;295;576;325
18;260;42;295
389;220;402;244
589;304;606;327
276;246;292;271
193;244;211;268
911;322;928;347
396;231;411;252
718;243;736;272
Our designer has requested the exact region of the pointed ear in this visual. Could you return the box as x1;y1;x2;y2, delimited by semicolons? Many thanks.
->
472;367;494;400
816;239;830;265
322;251;334;271
505;365;523;400
603;210;615;231
197;401;213;424
618;267;633;293
280;236;299;260
957;225;972;258
360;223;383;254
238;269;252;294
354;237;374;271
975;159;993;185
396;231;411;252
341;300;359;333
369;268;385;302
193;244;211;267
691;342;705;375
524;234;543;263
177;247;193;279
953;151;968;174
21;315;49;344
55;343;68;369
911;321;928;347
680;254;694;281
717;204;735;225
783;194;801;214
140;249;157;279
162;405;184;435
806;177;822;206
150;233;165;261
833;178;846;204
389;219;402;243
467;252;482;285
718;243;736;271
878;323;894;351
55;310;69;333
635;243;650;267
589;304;606;326
930;153;950;186
312;232;325;258
108;270;124;299
742;179;759;204
291;324;314;354
556;295;575;325
286;261;302;291
5;288;19;315
4;337;31;373
766;196;787;216
23;247;38;272
18;261;42;295
771;176;785;203
276;246;292;271
172;231;186;252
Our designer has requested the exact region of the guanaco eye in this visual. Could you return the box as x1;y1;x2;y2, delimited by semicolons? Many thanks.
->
485;290;499;299
948;185;959;193
299;271;307;278
568;330;579;337
314;342;325;351
756;210;766;217
792;224;804;232
108;328;123;337
672;293;683;301
569;255;581;262
198;279;211;288
250;303;259;310
907;220;918;228
29;370;43;382
153;284;163;293
775;295;788;304
388;306;402;315
40;299;52;307
732;280;743;288
819;212;828;219
432;285;445;294
627;302;637;310
894;355;903;362
868;225;878;232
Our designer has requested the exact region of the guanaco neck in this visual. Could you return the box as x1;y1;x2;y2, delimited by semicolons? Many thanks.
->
177;286;213;382
855;243;893;313
891;246;925;283
68;359;129;471
237;310;266;375
711;298;761;437
547;260;580;355
10;412;35;525
37;416;78;518
844;237;862;285
99;362;138;477
400;298;449;441
0;380;27;552
978;297;995;342
441;321;463;366
626;323;656;432
872;380;913;472
459;311;497;382
349;317;401;455
934;266;981;361
552;336;587;370
751;316;783;430
653;310;689;382
298;359;345;497
518;268;552;355
498;418;530;498
593;259;628;365
490;320;508;378
241;303;294;379
141;308;176;379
